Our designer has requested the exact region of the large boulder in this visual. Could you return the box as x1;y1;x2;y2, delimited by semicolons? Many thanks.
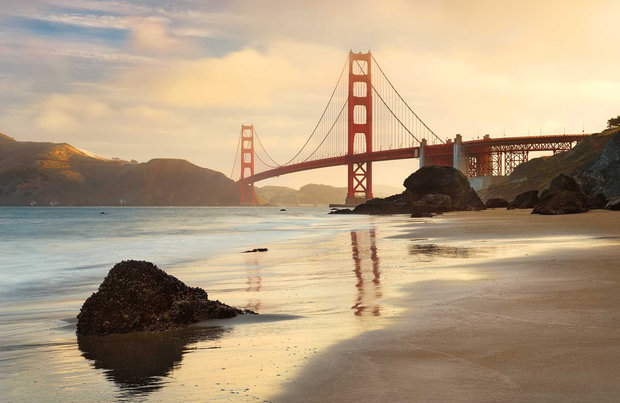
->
342;166;485;216
464;188;486;211
531;191;589;215
485;197;509;208
403;166;471;210
508;190;539;209
352;192;413;215
77;260;250;336
409;193;452;217
587;193;608;209
548;174;583;194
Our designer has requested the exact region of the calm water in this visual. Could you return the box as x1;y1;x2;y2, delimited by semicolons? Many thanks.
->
0;206;420;402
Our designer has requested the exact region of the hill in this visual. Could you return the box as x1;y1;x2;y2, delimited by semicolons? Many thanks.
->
0;133;240;206
479;128;620;202
255;183;403;205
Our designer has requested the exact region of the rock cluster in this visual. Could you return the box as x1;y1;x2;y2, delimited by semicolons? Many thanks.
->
77;260;252;336
332;166;486;216
498;173;615;215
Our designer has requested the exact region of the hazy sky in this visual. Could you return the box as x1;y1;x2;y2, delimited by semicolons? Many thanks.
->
1;0;619;188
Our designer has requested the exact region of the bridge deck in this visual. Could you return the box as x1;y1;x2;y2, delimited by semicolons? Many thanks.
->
242;134;587;184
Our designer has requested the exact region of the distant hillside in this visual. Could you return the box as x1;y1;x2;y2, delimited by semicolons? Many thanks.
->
256;183;403;205
0;133;240;206
479;128;620;201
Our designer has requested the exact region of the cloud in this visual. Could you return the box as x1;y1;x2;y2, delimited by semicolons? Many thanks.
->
2;0;620;188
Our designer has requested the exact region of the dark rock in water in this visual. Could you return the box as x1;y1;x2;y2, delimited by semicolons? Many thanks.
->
605;197;620;210
329;208;353;214
548;173;583;194
464;187;487;211
587;193;608;209
508;190;539;209
243;248;268;253
280;208;286;211
411;211;437;218
532;190;589;215
76;260;251;336
485;197;509;208
578;131;620;198
403;166;471;210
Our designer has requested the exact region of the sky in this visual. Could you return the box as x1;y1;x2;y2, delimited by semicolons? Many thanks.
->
1;0;619;189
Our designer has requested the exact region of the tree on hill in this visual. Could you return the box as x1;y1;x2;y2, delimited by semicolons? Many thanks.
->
608;115;620;129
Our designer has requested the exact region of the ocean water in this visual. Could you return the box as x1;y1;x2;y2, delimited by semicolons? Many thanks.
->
0;206;414;402
0;207;346;302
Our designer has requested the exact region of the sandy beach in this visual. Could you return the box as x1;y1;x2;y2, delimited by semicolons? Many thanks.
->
2;207;619;402
277;209;620;402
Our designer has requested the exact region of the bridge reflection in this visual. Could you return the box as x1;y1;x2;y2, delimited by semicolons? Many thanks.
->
244;254;262;312
350;228;382;317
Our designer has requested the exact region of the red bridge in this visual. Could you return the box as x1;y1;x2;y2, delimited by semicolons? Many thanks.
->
231;51;586;205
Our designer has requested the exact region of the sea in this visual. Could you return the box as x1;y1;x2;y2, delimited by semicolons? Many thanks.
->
0;206;423;402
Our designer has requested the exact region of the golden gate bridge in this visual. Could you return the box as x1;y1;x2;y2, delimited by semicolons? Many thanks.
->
230;51;586;205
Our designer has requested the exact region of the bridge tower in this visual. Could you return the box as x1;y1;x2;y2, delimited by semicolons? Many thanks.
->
346;50;373;205
240;124;256;205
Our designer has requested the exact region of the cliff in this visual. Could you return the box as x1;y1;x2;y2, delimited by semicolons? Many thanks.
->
479;128;620;202
0;133;240;206
256;183;403;205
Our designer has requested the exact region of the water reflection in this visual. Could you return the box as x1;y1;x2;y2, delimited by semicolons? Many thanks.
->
78;326;227;398
350;228;382;317
408;243;483;259
244;253;262;312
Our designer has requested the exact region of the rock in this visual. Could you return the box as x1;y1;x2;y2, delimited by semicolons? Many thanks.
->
329;208;353;214
352;192;414;215
76;260;251;336
485;197;509;208
243;248;268;253
464;187;487;211
410;212;437;218
531;190;589;215
578;131;620;197
347;166;486;216
587;193;608;209
416;193;452;212
508;190;539;209
548;173;583;194
403;166;471;210
280;208;286;211
605;197;620;210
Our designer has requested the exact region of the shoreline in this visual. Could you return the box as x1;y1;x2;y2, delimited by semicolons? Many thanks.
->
276;209;620;402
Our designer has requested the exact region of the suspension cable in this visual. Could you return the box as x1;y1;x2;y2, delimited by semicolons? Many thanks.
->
279;54;349;166
229;130;242;179
353;59;421;143
370;55;444;144
302;99;348;162
253;126;281;167
254;149;279;169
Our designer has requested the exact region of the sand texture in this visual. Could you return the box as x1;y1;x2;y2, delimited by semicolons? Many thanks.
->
278;209;620;402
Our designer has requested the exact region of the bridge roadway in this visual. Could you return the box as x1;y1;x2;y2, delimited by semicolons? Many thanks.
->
242;134;587;183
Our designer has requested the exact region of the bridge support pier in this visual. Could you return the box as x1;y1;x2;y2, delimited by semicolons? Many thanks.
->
240;124;256;205
346;51;373;205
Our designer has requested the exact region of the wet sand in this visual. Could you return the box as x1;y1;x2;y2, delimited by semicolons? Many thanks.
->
277;209;620;402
